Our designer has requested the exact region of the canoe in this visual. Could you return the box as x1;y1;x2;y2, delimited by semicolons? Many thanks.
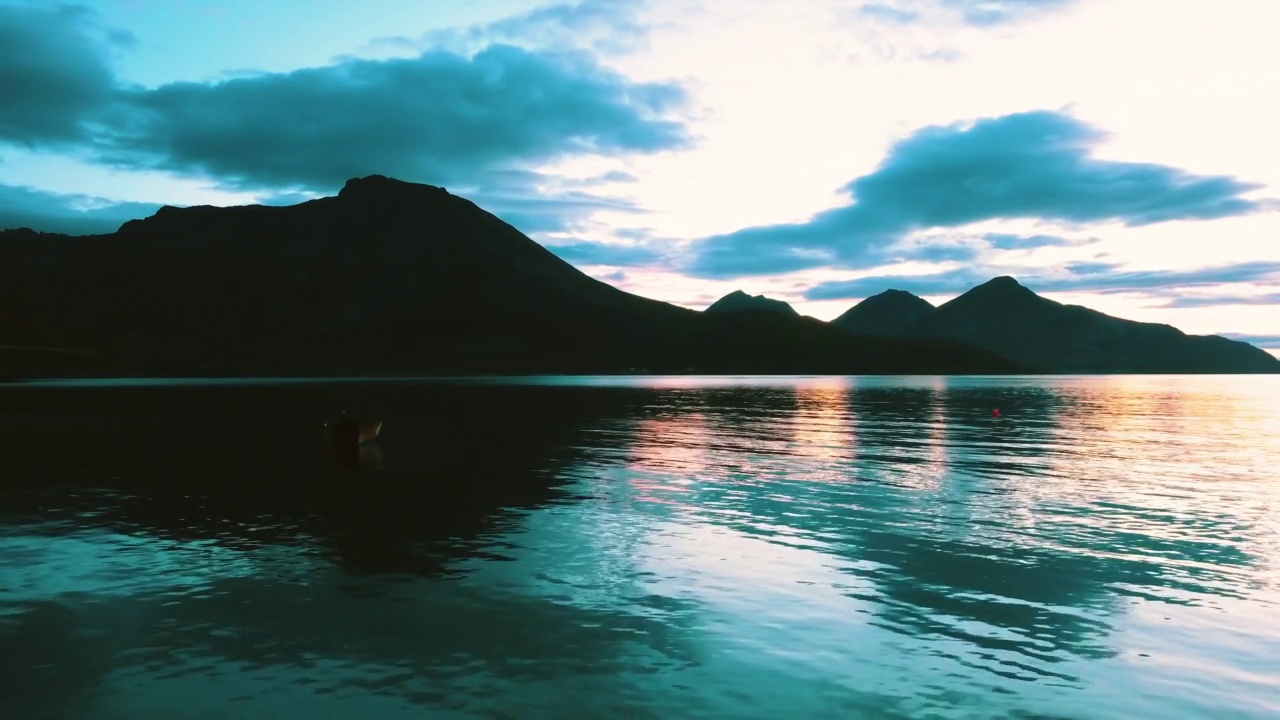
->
356;419;382;443
326;414;382;444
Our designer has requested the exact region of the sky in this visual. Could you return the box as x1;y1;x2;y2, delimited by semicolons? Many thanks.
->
2;0;1278;353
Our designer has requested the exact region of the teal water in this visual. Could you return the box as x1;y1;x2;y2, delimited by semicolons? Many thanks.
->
1;375;1278;719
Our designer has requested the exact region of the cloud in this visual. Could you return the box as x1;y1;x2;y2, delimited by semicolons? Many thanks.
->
1161;294;1280;309
688;110;1269;278
0;4;124;146
1218;333;1280;348
471;188;649;234
543;240;663;267
859;0;1080;27
940;0;1080;26
100;44;687;192
882;234;983;263
0;4;686;234
859;4;921;23
1072;262;1280;292
580;170;639;185
395;0;652;58
1064;261;1120;275
805;271;983;300
876;230;1092;265
803;260;1280;301
985;232;1094;250
0;183;161;235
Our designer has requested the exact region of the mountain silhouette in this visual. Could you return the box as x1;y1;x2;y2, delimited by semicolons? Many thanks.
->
0;176;1026;378
834;276;1279;373
705;290;799;317
832;289;934;337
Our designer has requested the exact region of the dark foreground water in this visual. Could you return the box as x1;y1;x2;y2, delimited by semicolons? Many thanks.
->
1;375;1278;719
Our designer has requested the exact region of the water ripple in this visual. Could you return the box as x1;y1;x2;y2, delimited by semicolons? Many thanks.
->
2;376;1279;718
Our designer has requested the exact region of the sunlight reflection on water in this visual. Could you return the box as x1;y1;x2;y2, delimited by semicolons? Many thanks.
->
1;375;1279;719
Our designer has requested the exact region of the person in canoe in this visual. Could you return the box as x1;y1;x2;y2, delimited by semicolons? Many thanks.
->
326;412;382;444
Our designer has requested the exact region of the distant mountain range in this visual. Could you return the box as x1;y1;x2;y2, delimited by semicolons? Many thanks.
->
0;175;1025;379
829;277;1278;373
0;175;1273;378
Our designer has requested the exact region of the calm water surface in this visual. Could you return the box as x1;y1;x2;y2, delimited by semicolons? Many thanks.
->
2;375;1279;719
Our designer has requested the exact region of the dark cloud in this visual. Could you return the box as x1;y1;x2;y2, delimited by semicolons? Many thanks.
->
1218;333;1280;348
0;183;161;235
849;110;1261;226
543;240;662;267
688;111;1268;278
853;230;1091;267
0;4;685;235
1073;262;1280;292
101;44;686;192
804;260;1280;301
985;232;1093;250
1064;261;1120;275
882;235;982;263
0;4;123;145
1161;294;1280;309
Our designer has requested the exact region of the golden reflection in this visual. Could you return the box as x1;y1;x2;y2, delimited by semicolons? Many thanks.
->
790;381;856;477
625;412;712;506
894;385;949;492
1008;377;1280;597
628;412;712;476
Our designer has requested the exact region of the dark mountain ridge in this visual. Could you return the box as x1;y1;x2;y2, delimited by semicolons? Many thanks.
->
705;290;799;317
832;289;934;337
834;277;1279;373
0;175;1026;377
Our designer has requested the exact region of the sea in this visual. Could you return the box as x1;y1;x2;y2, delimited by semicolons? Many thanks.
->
1;375;1278;719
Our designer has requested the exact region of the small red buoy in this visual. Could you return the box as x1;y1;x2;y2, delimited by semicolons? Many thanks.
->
992;408;1000;417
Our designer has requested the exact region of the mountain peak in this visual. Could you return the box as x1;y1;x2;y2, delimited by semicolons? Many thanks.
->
705;290;799;317
338;175;450;201
915;275;1280;372
933;276;1052;318
832;289;934;336
872;288;932;302
971;276;1033;295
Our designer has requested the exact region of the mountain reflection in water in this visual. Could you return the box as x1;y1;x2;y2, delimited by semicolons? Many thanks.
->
1;375;1278;719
